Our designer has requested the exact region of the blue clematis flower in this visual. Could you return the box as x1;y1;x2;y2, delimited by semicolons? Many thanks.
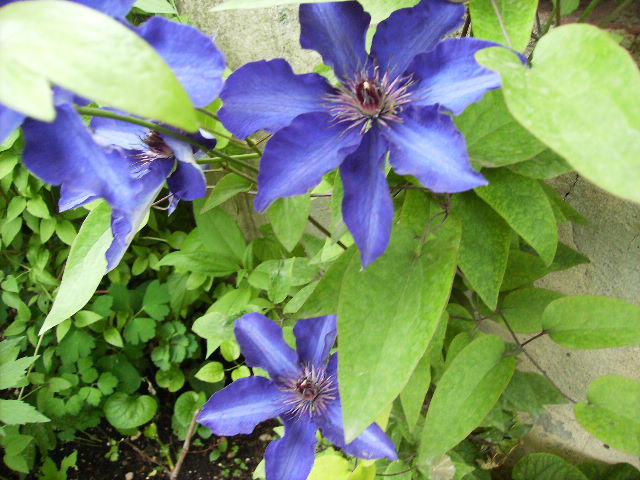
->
219;0;508;267
15;5;225;270
198;313;397;480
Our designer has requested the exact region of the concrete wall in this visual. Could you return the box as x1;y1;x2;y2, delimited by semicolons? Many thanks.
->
178;0;640;468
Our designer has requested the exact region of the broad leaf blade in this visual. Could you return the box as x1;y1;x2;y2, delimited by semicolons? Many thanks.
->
338;218;460;442
40;203;112;334
477;26;640;204
543;296;640;349
513;453;588;480
0;1;197;131
469;0;539;52
575;376;640;455
418;334;516;463
268;195;311;252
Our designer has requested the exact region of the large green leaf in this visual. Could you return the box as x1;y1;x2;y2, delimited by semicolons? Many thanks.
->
502;287;565;333
104;393;158;430
469;0;539;52
455;90;546;168
268;195;311;252
513;453;588;480
575;376;640;455
399;352;430;433
40;203;112;335
452;192;510;309
418;335;516;464
543;296;640;349
477;25;640;204
194;206;246;263
0;1;197;130
475;169;557;265
338;219;460;442
0;400;49;425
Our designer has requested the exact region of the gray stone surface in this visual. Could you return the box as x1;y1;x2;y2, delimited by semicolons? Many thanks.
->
180;0;640;469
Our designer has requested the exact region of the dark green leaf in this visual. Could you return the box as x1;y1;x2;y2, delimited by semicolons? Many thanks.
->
502;287;565;333
513;453;588;480
104;393;158;430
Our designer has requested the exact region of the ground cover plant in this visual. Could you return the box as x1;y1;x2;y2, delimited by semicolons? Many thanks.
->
0;0;639;479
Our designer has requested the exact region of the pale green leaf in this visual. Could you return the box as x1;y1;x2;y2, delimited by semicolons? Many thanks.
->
575;376;640;455
418;335;516;463
134;0;177;14
39;202;112;334
195;362;225;383
502;287;564;333
308;455;351;480
338;219;460;442
543;296;640;349
200;173;252;213
477;25;640;204
268;195;311;252
0;1;197;130
469;0;539;52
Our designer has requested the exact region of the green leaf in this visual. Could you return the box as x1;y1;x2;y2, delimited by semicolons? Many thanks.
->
399;353;430;433
418;335;516;463
578;461;640;480
543;296;640;349
469;0;538;52
133;0;177;14
308;455;351;480
103;327;124;348
0;1;197;130
39;202;112;334
192;312;235;357
200;174;252;213
268;195;311;252
359;0;420;23
0;57;54;121
174;391;206;427
0;356;37;389
155;365;185;392
123;317;156;345
503;370;567;415
455;90;546;168
453;192;510;309
194;206;246;263
508;150;573;179
338;219;460;442
26;197;49;218
502;288;564;333
157;251;239;277
104;393;157;430
476;26;640;204
195;362;225;383
475;169;557;265
513;453;588;480
0;400;49;425
575;376;640;455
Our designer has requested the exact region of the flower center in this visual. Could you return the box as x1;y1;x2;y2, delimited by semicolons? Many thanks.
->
325;66;415;133
143;131;174;159
281;364;337;419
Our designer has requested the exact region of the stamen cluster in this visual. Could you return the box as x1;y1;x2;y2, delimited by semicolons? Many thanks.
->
325;66;415;133
280;364;337;419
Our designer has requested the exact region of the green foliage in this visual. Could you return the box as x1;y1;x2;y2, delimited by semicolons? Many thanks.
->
469;0;539;51
0;1;197;129
513;453;588;480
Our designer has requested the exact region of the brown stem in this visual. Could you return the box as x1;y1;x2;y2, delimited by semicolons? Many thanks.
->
308;215;347;250
521;331;548;347
169;408;202;480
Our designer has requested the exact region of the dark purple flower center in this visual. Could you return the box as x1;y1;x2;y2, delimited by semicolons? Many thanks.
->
142;131;174;159
325;66;415;133
281;364;337;419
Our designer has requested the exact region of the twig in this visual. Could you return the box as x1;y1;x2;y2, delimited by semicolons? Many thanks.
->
123;438;169;472
460;12;471;38
521;331;548;347
376;466;418;477
556;0;562;26
169;408;202;480
498;311;576;404
308;215;347;250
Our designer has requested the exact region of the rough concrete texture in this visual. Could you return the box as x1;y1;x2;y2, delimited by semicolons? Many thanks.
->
179;0;640;468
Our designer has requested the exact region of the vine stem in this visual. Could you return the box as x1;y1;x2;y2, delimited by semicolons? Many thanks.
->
578;0;602;22
308;216;347;250
18;334;44;400
498;311;577;404
169;408;202;480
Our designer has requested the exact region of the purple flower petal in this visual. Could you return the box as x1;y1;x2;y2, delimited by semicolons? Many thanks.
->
254;112;361;211
409;38;503;115
235;313;300;380
340;129;393;268
161;135;207;201
91;115;149;151
22;106;141;213
293;316;337;367
106;159;172;270
299;2;370;80
315;356;398;460
0;104;24;144
218;59;331;139
73;0;135;17
371;0;464;76
136;16;225;108
265;415;318;480
383;107;487;193
198;376;289;436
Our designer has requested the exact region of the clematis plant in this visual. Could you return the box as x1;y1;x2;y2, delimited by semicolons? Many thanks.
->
16;8;225;270
219;0;511;267
198;313;398;480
